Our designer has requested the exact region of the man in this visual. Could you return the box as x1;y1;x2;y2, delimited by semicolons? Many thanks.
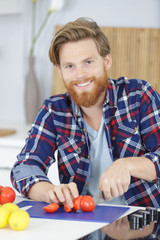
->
11;17;160;208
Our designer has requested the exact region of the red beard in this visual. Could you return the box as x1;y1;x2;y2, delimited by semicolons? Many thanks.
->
64;66;109;108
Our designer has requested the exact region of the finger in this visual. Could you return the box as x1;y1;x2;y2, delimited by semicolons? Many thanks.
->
54;185;65;203
99;177;112;201
122;178;130;193
48;190;59;203
62;186;74;208
121;216;129;228
116;216;129;231
68;182;79;199
103;177;117;199
110;185;119;198
117;179;125;196
115;218;122;230
103;186;112;201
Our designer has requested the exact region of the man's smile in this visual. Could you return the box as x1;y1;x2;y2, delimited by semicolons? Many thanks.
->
75;80;93;89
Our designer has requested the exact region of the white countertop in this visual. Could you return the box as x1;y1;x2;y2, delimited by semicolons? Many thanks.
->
0;195;142;240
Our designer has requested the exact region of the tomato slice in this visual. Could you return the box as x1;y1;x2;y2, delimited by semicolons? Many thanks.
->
73;195;83;211
64;203;72;212
80;195;95;212
43;203;59;213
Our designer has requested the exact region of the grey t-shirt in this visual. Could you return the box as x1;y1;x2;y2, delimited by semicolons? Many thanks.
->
85;117;126;205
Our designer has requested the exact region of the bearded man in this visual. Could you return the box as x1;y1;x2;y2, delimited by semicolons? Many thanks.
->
11;18;160;208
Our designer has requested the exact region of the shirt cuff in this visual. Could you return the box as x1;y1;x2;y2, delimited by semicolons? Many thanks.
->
12;164;51;198
12;164;48;181
143;152;160;180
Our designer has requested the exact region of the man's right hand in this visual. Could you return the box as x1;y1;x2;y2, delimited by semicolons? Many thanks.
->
48;182;79;208
28;181;79;208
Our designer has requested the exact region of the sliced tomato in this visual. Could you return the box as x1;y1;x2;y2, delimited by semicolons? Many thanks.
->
73;195;83;211
43;203;59;213
64;203;72;212
80;195;95;212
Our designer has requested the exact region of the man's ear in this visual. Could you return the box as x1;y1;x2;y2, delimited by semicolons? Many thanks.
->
57;65;63;79
104;54;112;70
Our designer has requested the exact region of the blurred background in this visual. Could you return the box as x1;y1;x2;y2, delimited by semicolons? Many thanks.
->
0;0;160;124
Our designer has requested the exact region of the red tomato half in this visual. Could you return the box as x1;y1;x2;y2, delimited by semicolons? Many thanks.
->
43;203;59;213
73;195;83;211
80;195;95;212
0;186;16;204
64;203;72;212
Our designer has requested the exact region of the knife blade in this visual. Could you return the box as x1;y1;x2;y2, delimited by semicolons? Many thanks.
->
76;191;105;212
92;191;105;206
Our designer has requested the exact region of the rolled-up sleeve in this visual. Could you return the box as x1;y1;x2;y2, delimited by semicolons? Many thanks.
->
10;100;57;197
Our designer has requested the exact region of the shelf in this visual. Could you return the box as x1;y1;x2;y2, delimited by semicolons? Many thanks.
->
0;0;23;15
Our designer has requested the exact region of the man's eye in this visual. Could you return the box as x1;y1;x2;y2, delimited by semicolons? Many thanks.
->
66;65;73;69
86;60;93;65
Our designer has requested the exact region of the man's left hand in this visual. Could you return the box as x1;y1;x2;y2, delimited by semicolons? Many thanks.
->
99;159;131;201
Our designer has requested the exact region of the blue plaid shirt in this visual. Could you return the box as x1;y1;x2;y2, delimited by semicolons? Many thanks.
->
11;77;160;207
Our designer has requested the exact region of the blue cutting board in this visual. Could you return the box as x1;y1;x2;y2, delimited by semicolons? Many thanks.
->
18;200;129;223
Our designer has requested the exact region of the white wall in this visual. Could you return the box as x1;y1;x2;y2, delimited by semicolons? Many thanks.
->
0;0;159;124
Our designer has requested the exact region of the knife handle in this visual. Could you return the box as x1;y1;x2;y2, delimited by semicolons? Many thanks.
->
102;191;105;200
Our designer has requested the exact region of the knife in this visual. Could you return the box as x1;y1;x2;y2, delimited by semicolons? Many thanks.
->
93;191;105;206
76;191;105;212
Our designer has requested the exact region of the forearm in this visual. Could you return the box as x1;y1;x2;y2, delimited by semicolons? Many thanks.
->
99;156;157;201
118;156;157;182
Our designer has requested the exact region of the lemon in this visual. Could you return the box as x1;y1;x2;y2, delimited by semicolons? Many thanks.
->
0;207;10;228
9;210;30;231
1;203;19;214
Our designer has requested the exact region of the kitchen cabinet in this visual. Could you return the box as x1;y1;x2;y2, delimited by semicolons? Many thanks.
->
0;123;30;187
0;122;60;188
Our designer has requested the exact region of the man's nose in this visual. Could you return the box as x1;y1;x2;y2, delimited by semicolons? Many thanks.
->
75;65;87;80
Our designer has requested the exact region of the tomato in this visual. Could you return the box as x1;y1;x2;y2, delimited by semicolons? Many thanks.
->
80;195;95;212
73;195;83;211
0;185;3;193
0;186;16;204
64;203;72;212
43;203;59;213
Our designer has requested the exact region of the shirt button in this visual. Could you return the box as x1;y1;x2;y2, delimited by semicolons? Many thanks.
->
77;147;81;151
85;182;88;186
88;155;90;159
112;136;116;141
56;141;58;145
134;127;138;131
